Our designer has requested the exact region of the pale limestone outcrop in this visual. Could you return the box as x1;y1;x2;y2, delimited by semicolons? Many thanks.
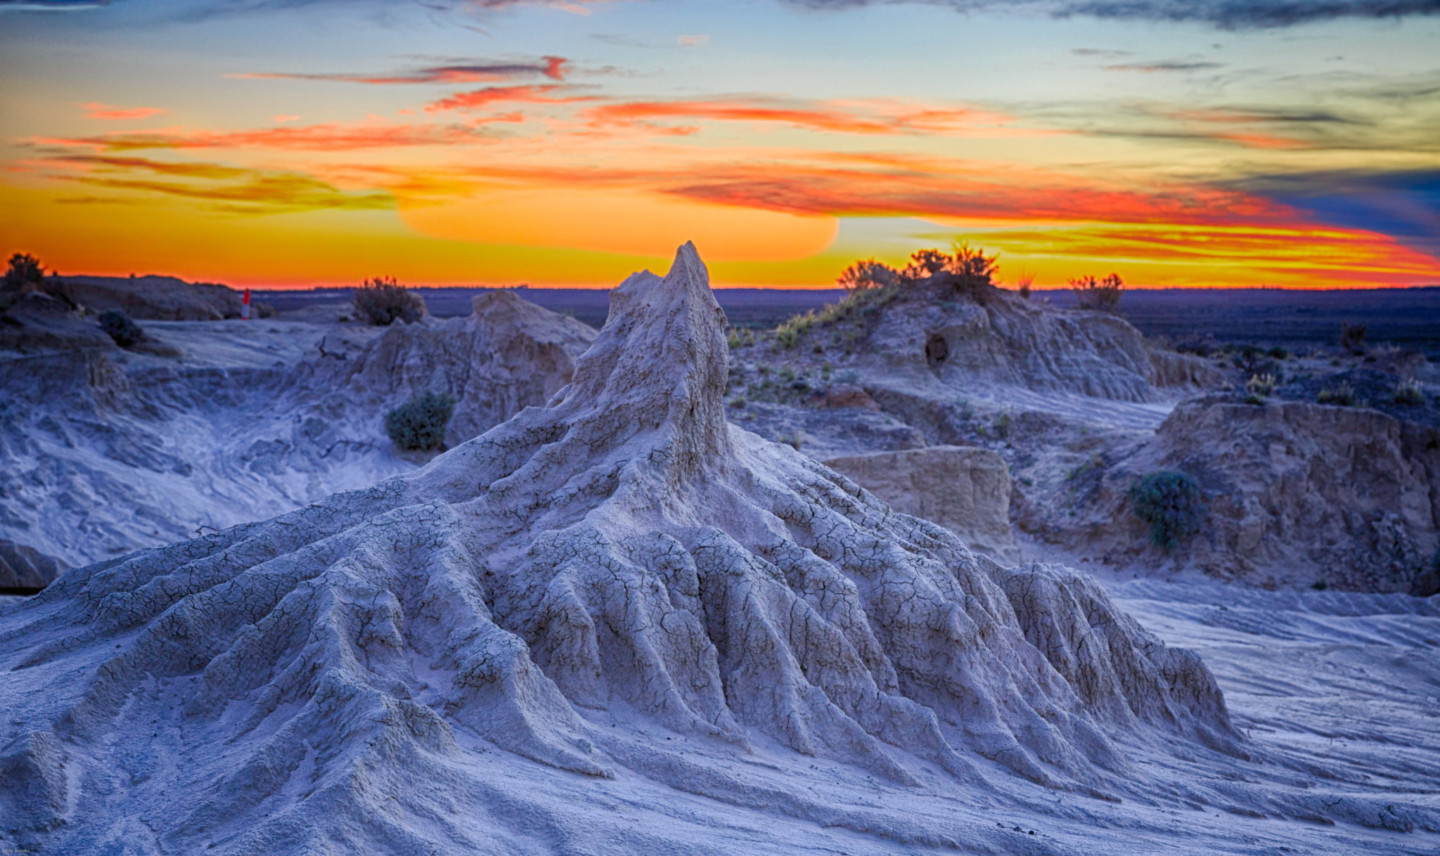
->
823;446;1018;562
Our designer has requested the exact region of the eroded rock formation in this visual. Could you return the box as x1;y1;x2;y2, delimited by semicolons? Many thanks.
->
823;446;1019;562
0;246;1242;854
1040;398;1440;594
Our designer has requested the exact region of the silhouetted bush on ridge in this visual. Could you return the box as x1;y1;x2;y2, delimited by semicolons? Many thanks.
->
354;276;425;326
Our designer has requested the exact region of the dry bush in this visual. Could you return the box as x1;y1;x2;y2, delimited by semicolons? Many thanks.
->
836;259;900;293
1071;273;1123;311
354;276;425;326
1339;321;1367;355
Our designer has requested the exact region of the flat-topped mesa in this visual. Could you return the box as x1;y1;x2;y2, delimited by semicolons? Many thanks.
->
553;241;732;481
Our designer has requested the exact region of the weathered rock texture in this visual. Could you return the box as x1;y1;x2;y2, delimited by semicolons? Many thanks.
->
60;274;243;321
1036;398;1440;594
0;245;1249;854
0;540;66;589
858;284;1218;402
824;446;1018;562
317;290;596;446
0;293;594;566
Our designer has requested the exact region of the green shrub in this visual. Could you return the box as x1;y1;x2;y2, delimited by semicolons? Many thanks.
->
1129;471;1204;551
1317;382;1355;407
775;312;817;349
384;391;456;451
97;310;144;348
1244;373;1277;405
1394;378;1424;406
354;276;425;326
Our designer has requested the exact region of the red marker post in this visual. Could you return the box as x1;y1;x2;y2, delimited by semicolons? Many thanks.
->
241;287;251;320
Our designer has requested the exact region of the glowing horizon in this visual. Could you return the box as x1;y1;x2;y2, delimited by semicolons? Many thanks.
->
2;0;1438;292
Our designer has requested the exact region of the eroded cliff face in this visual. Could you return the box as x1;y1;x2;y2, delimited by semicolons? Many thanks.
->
0;291;594;568
0;245;1256;855
853;284;1218;403
1027;397;1440;595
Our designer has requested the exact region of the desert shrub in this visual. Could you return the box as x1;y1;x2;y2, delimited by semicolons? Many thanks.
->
1244;373;1277;404
1129;471;1203;551
1071;273;1123;311
1016;272;1034;300
903;248;950;281
775;312;817;349
726;327;756;350
1339;321;1367;354
1317;382;1355;407
97;310;144;348
837;258;900;293
1394;378;1424;405
4;253;44;291
1175;338;1216;357
354;276;425;326
384;391;456;451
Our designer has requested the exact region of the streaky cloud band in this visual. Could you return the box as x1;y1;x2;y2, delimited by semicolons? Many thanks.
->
782;0;1440;29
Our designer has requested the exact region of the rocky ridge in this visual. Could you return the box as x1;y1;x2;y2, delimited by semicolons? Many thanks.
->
0;245;1288;855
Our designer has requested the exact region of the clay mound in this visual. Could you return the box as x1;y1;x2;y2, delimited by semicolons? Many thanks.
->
0;540;66;589
1046;397;1440;594
0;292;594;567
823;446;1019;562
60;274;242;321
826;281;1217;402
0;246;1241;853
319;289;597;445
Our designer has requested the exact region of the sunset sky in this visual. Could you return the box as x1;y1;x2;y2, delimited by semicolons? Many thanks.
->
2;0;1438;290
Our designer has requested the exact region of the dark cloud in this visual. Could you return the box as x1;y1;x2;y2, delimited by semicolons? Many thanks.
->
236;56;568;85
0;0;107;9
1234;169;1440;257
1103;60;1223;72
783;0;1440;29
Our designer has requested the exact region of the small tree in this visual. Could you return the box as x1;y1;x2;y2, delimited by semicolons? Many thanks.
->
1071;273;1123;312
354;276;425;326
1016;272;1034;300
1129;471;1203;551
98;310;144;348
385;391;456;451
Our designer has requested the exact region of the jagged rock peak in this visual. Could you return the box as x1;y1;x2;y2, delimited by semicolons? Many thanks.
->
558;241;732;479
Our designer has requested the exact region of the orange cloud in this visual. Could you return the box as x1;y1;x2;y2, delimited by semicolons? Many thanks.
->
79;102;166;121
37;120;512;152
425;84;597;113
44;153;391;213
582;97;1028;136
